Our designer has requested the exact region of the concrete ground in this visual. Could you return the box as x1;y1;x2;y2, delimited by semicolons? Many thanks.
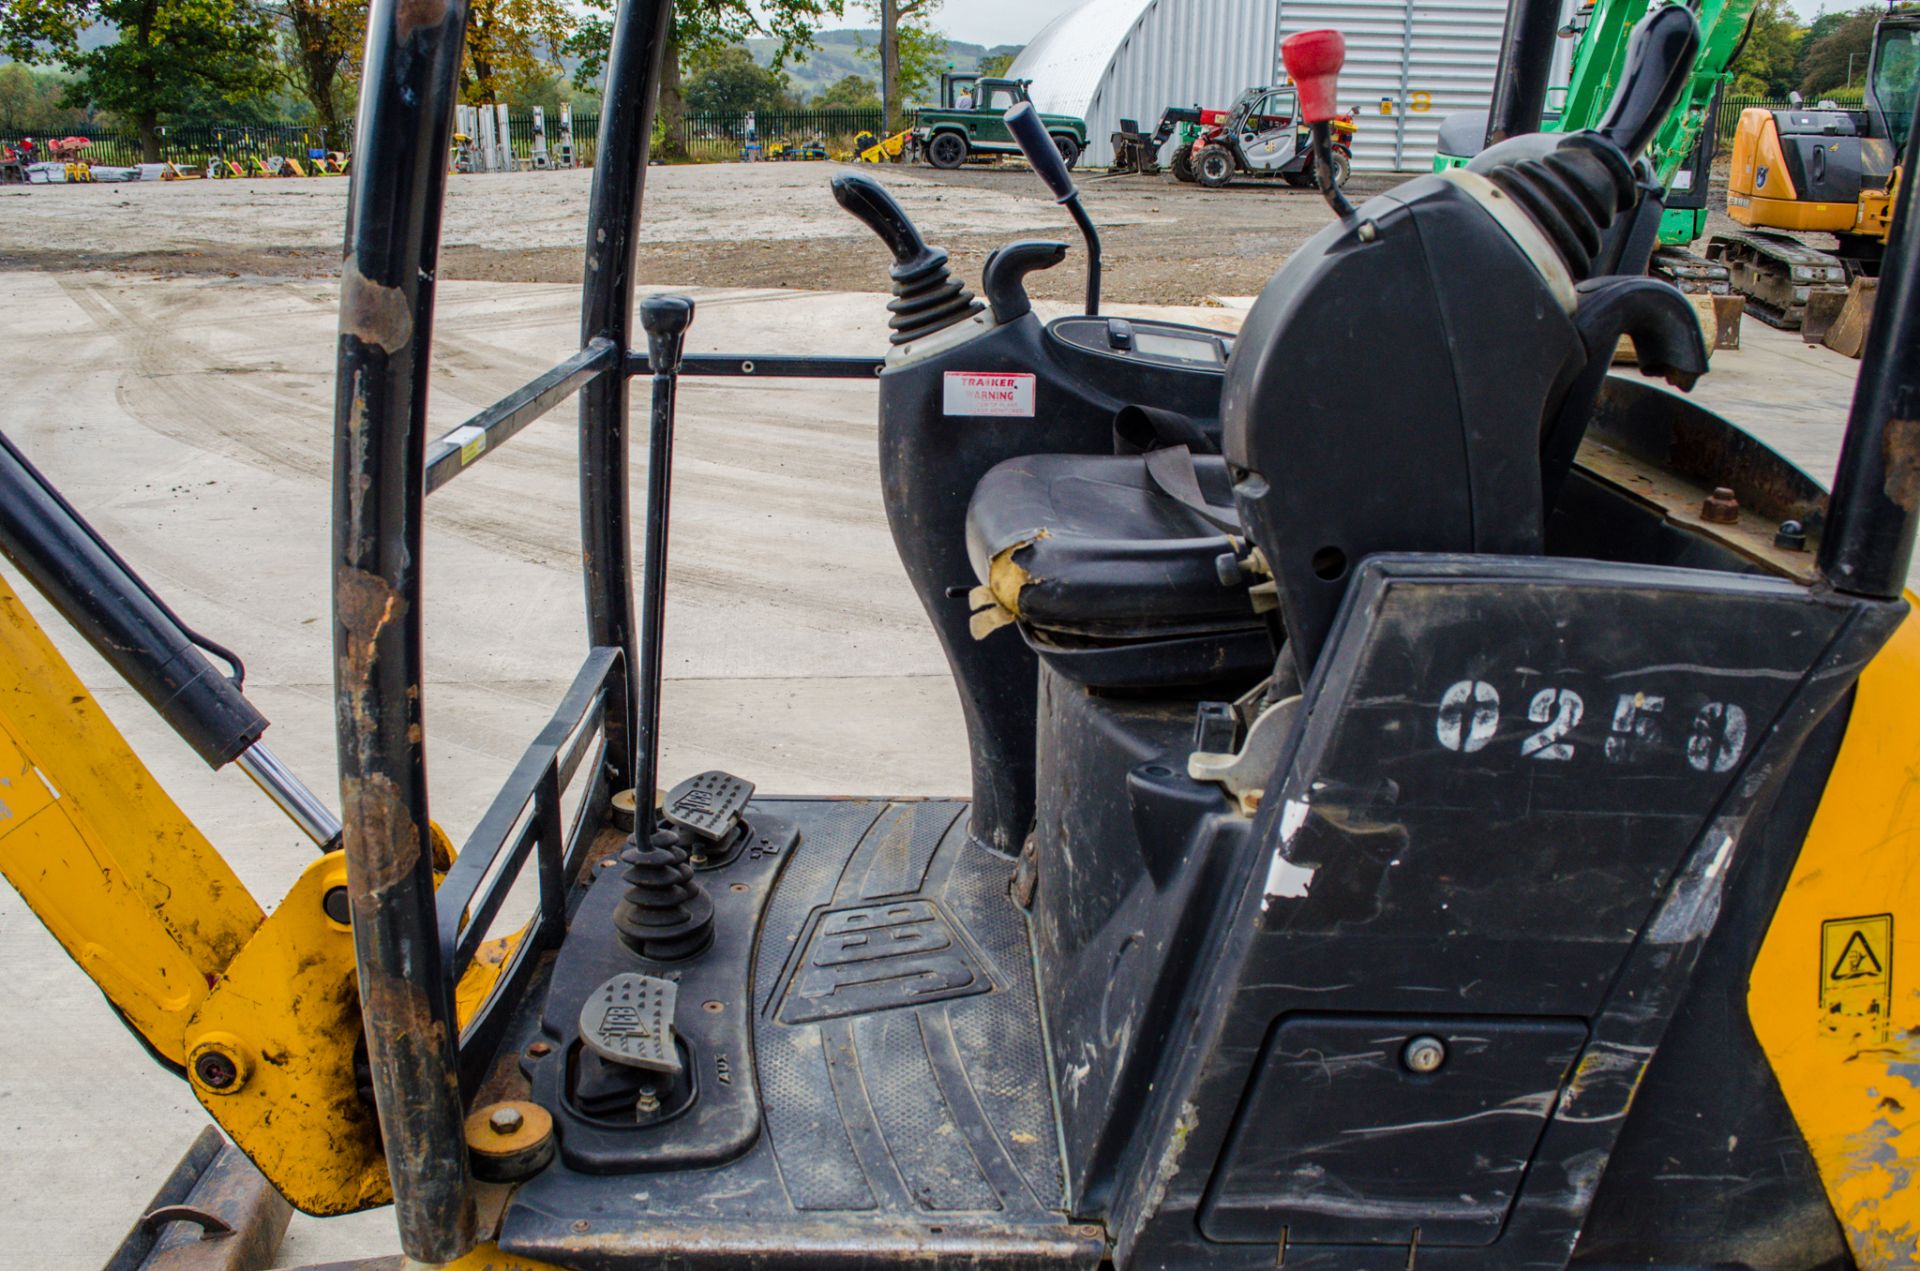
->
0;165;1872;1269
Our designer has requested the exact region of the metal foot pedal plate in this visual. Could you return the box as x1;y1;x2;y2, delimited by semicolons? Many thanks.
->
662;770;754;841
580;973;682;1074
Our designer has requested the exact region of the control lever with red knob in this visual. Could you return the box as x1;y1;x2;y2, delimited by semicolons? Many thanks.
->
1280;29;1355;220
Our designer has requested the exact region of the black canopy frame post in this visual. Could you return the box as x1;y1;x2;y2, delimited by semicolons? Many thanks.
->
580;0;676;800
330;0;478;1257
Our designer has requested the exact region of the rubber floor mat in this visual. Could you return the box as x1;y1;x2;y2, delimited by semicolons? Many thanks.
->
501;798;1096;1270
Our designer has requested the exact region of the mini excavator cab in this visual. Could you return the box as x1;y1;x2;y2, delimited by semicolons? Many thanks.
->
7;0;1920;1267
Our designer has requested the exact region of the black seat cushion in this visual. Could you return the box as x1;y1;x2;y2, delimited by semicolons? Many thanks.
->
966;451;1258;640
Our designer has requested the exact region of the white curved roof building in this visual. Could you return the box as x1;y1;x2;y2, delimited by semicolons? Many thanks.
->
1010;0;1517;171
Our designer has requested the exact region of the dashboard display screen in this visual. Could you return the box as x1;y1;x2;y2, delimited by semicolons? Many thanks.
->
1134;330;1224;364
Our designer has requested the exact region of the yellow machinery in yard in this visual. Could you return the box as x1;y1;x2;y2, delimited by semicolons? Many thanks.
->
1711;13;1920;327
7;2;1920;1270
853;126;915;163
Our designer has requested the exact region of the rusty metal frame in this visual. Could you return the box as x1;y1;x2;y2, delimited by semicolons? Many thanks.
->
330;0;675;1257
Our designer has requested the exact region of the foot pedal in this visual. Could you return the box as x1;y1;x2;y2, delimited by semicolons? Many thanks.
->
579;972;682;1074
661;770;754;842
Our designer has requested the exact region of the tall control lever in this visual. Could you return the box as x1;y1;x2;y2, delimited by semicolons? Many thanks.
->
1466;5;1699;280
1005;102;1102;315
1281;29;1355;221
831;173;983;345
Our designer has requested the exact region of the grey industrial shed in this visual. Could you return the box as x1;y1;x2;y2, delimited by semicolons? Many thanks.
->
1009;0;1518;171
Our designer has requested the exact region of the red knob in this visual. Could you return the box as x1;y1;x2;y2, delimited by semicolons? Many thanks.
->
1282;29;1346;125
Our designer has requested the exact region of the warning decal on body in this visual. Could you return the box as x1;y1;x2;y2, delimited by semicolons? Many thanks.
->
1820;913;1893;1043
944;372;1036;418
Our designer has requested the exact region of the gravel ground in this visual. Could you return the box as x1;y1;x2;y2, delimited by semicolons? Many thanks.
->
0;157;1409;305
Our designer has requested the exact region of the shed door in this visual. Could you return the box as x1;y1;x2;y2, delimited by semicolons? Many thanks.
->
1274;0;1509;171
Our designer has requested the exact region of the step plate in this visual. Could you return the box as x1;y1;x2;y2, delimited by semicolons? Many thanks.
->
501;798;1094;1270
775;897;993;1024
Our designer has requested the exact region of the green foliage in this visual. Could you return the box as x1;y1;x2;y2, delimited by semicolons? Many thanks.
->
1798;6;1887;95
562;0;614;93
814;72;879;108
1729;0;1806;97
0;61;90;130
2;0;279;157
892;16;945;106
977;51;1016;79
264;0;362;147
684;43;797;114
565;0;840;159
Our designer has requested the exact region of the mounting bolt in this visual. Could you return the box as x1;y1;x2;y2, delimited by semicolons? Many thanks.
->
1402;1035;1447;1074
610;787;640;833
637;1086;662;1114
527;1041;553;1058
321;886;351;926
1775;518;1809;550
188;1038;250;1095
1701;486;1740;524
465;1100;554;1182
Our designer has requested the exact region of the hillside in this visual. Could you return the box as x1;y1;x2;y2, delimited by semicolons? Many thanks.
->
746;29;1024;101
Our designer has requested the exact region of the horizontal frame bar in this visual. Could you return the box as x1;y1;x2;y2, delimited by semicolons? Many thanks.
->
625;352;885;379
424;337;620;494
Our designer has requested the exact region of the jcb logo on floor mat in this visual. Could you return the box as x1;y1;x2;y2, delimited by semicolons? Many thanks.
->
1821;914;1893;1043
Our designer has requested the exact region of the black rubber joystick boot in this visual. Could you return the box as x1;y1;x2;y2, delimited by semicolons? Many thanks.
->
1468;4;1699;280
612;823;714;961
832;172;984;344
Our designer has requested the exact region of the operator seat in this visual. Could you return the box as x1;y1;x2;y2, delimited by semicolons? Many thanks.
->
965;447;1269;688
964;8;1710;688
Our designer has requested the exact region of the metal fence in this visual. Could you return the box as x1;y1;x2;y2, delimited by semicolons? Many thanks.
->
3;105;887;171
0;121;342;169
674;107;885;161
1716;93;1865;141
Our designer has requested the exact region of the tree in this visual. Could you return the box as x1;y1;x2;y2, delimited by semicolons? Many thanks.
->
864;0;942;129
566;0;842;158
1728;0;1805;97
977;50;1018;79
684;44;794;113
1798;7;1884;96
267;0;363;147
0;62;89;131
3;0;280;161
815;72;879;109
463;0;572;104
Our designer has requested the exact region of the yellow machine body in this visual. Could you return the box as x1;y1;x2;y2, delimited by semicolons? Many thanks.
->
0;564;520;1216
1727;105;1901;242
1752;606;1920;1268
1727;106;1863;233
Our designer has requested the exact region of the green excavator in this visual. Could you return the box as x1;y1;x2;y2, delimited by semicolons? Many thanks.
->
1435;0;1756;289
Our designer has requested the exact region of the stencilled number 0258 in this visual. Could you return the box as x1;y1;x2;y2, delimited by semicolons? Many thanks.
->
1433;675;1748;773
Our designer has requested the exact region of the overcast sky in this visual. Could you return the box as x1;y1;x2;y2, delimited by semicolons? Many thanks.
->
913;0;1085;45
811;0;1839;47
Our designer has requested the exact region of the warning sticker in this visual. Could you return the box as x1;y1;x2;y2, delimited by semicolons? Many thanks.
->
944;371;1036;418
1820;913;1893;1043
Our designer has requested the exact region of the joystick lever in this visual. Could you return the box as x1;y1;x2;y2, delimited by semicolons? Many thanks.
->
1594;4;1700;162
1466;5;1700;280
832;173;984;345
1005;102;1102;315
1281;30;1355;220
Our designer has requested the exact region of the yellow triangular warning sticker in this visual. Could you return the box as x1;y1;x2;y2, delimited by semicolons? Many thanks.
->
1830;929;1885;981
